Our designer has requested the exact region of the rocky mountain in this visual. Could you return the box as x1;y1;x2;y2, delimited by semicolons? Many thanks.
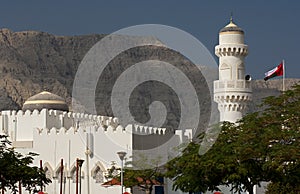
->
0;28;298;120
0;28;105;110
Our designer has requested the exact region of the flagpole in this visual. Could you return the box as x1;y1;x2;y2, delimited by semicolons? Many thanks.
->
283;59;285;92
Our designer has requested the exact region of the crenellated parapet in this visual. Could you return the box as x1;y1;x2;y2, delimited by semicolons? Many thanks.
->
216;102;248;112
1;108;119;129
215;44;248;57
34;123;168;136
214;93;252;103
1;108;178;143
2;109;117;124
0;108;121;142
132;124;166;135
35;125;121;135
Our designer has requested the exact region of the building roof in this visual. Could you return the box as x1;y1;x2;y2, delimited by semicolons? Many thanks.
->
22;91;69;112
219;17;244;34
101;178;121;187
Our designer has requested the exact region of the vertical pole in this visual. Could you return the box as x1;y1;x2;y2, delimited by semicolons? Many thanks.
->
76;159;78;194
19;181;22;194
54;141;57;194
117;152;126;194
121;159;123;194
40;160;43;192
282;60;285;92
86;133;90;194
79;165;82;194
68;140;71;194
76;159;84;194
64;162;67;194
60;159;63;194
13;117;17;141
86;152;90;194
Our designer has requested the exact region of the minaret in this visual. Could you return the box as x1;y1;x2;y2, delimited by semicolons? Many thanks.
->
214;17;252;123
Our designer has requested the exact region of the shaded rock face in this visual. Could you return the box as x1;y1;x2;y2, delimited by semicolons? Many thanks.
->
0;28;105;109
0;28;298;128
249;79;300;112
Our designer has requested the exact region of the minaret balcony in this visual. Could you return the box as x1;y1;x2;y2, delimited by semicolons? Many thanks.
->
214;80;252;93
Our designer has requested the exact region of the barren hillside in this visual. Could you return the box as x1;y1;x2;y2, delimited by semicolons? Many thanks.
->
0;28;298;121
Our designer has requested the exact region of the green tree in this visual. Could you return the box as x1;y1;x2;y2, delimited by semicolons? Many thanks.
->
106;154;163;194
165;122;264;194
165;84;300;194
266;182;300;194
0;135;51;193
259;85;300;193
125;154;163;194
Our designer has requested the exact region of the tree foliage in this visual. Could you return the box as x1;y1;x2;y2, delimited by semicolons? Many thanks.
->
106;154;163;194
0;135;51;193
165;84;300;194
125;154;163;194
265;182;300;194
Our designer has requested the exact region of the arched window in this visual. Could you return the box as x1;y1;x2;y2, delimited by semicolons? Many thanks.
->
91;162;106;183
220;63;231;80
237;62;245;79
43;162;54;180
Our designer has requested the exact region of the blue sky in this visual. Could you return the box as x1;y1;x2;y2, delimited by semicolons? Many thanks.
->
0;1;299;79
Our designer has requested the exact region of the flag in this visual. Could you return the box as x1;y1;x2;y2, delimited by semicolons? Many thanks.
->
264;62;284;81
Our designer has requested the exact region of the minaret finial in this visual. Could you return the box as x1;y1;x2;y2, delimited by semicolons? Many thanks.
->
230;12;233;23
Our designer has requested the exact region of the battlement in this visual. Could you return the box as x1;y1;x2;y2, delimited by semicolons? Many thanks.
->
2;109;117;122
3;109;58;116
132;124;166;135
1;108;176;142
0;109;121;141
214;93;252;104
1;108;119;129
215;44;248;57
34;123;168;136
217;102;248;112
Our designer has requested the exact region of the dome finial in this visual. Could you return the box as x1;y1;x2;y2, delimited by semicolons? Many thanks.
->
219;13;244;34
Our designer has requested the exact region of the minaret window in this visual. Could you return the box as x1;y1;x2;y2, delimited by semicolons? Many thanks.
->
237;63;245;79
220;63;231;80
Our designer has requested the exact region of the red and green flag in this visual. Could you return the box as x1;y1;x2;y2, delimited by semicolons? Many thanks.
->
264;62;284;81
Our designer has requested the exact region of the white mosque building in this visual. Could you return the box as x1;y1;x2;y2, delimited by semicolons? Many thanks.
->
1;91;193;194
0;18;258;194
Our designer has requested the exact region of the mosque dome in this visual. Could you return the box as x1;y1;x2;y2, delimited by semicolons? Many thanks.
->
22;91;69;112
219;17;244;34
